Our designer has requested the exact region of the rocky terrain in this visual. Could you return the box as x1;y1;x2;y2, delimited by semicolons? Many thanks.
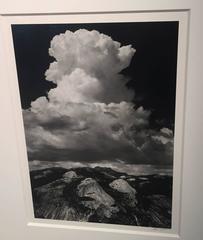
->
30;167;172;228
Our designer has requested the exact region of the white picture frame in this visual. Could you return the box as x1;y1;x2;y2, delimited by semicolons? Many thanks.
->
0;1;202;240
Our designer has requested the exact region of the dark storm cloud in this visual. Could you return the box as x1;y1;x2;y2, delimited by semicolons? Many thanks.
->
28;144;142;163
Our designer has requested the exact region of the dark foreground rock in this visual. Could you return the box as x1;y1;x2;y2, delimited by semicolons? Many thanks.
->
30;167;172;228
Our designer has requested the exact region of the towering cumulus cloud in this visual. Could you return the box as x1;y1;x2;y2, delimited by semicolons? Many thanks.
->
23;29;173;169
45;29;135;103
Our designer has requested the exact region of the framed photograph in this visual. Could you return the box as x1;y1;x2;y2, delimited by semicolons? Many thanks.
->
0;1;202;240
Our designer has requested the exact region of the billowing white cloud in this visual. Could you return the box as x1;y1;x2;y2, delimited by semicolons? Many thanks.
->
24;101;151;163
23;29;174;167
45;29;135;103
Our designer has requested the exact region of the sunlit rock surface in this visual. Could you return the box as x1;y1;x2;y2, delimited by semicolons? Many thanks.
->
30;167;172;228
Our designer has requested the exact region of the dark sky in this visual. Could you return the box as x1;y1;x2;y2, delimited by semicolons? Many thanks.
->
12;22;179;130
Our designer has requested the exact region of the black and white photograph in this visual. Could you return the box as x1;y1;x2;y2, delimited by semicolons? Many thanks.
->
12;21;179;229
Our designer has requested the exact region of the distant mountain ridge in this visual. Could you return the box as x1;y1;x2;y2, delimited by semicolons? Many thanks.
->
30;166;172;228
